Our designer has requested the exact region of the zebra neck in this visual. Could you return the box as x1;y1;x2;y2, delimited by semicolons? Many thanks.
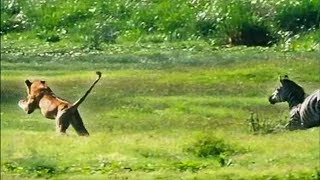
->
287;93;305;109
288;101;301;109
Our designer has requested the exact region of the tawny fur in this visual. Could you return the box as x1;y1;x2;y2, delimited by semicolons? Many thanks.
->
18;72;102;136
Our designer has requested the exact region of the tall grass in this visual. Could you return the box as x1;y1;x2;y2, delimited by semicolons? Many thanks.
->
1;0;319;47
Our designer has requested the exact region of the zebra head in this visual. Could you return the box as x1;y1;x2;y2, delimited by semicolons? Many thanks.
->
268;75;305;107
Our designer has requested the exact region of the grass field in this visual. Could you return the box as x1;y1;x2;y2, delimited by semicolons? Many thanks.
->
1;49;320;179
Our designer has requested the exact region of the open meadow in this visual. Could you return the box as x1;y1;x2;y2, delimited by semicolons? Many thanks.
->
1;0;320;179
1;49;319;179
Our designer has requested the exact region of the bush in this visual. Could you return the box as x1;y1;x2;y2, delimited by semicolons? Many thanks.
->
230;22;277;46
36;30;61;42
276;0;320;33
83;22;119;50
0;1;28;35
247;112;286;134
213;0;277;46
0;0;319;46
185;135;237;158
172;161;207;172
2;156;59;178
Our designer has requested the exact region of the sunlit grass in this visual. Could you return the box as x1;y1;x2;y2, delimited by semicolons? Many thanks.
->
1;50;319;178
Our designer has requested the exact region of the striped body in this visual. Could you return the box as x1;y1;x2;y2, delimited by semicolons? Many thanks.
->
269;76;320;130
295;90;320;128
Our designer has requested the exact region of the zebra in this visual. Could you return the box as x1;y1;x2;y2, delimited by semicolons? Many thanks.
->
268;75;320;130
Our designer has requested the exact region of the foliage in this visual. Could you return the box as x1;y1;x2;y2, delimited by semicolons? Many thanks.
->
185;135;235;158
276;0;320;33
0;0;28;35
247;112;286;134
172;161;208;172
1;0;319;47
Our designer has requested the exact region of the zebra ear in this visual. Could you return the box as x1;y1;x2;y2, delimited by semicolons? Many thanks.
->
279;75;289;83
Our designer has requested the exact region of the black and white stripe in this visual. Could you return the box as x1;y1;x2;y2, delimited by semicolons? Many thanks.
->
298;90;320;128
269;75;320;130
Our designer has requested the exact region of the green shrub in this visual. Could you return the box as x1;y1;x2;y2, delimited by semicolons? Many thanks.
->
0;0;319;46
153;1;197;41
130;2;157;33
172;161;207;172
36;30;61;42
83;22;119;49
185;135;237;158
137;34;168;43
214;0;277;46
276;0;320;33
247;112;286;134
0;1;28;35
2;156;60;178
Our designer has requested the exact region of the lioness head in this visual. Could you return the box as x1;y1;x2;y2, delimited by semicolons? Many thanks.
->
18;79;52;114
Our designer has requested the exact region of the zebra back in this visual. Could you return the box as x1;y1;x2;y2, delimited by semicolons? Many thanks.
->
299;89;320;128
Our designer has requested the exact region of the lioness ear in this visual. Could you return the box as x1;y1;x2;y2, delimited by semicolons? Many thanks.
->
25;80;32;87
283;75;289;79
41;80;46;84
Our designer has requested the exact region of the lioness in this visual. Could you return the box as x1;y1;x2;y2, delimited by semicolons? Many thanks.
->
18;72;102;136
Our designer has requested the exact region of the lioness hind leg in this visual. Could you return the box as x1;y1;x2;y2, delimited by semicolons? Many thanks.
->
57;118;70;135
56;110;71;135
70;110;89;136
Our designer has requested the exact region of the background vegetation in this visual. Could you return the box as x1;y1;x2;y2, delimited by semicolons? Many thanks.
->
1;0;320;50
1;0;320;179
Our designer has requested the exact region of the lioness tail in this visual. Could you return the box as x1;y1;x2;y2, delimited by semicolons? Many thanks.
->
72;71;102;108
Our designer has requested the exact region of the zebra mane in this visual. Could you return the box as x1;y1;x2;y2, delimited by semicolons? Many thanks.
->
282;79;306;107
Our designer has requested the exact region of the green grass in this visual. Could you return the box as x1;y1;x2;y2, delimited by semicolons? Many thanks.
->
1;1;319;178
1;49;320;179
1;0;320;47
